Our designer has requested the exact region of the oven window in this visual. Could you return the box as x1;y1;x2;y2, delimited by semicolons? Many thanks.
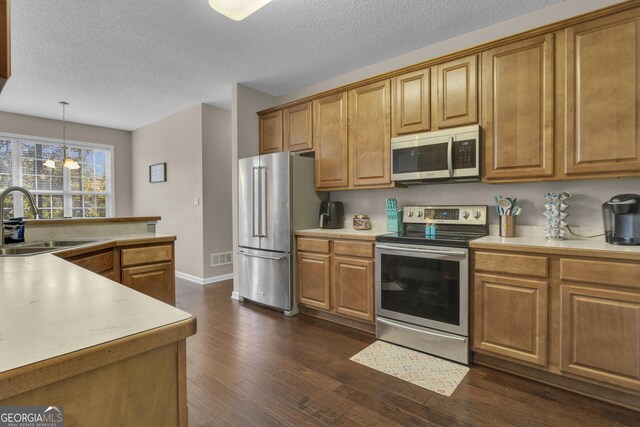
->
392;143;448;174
380;253;460;326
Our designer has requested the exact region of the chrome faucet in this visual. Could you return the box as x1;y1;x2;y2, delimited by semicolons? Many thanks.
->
0;186;40;222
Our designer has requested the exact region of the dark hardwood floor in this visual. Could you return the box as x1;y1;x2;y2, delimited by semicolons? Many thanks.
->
176;279;639;426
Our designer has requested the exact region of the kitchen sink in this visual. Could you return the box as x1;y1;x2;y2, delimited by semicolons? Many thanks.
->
0;247;56;256
22;240;99;248
0;240;100;256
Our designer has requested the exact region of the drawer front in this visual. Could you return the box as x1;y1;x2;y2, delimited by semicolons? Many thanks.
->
334;240;374;258
474;251;548;278
297;237;330;254
560;258;640;289
72;250;114;274
121;244;173;267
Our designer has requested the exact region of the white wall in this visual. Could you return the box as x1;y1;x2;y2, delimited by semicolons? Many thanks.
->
202;105;233;280
231;84;277;292
0;111;132;216
132;105;205;278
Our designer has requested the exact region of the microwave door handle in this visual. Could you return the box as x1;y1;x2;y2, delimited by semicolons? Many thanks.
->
252;167;260;237
447;136;454;178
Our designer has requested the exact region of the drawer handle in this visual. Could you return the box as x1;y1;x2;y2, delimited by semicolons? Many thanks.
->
377;317;467;342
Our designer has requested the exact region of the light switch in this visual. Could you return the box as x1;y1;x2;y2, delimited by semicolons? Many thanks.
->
193;196;200;206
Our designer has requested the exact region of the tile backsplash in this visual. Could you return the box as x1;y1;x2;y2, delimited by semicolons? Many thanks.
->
328;177;640;230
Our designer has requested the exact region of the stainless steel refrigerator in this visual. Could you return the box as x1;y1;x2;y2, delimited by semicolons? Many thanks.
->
237;152;325;315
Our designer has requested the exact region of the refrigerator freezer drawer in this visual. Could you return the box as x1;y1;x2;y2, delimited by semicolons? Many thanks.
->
237;248;292;311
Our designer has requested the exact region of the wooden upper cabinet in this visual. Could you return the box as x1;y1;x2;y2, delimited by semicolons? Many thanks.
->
314;92;349;189
564;8;640;176
259;110;283;154
0;0;10;91
348;79;392;187
284;102;313;152
483;35;555;181
392;68;431;136
437;55;478;128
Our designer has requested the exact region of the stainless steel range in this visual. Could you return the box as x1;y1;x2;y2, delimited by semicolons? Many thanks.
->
375;205;488;364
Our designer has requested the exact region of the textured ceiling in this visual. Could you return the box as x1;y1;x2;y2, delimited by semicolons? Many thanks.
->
0;0;562;131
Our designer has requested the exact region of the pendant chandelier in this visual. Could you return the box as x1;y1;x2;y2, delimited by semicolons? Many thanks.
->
43;101;80;170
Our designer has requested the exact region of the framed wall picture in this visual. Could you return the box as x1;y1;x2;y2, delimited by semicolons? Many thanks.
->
149;162;167;183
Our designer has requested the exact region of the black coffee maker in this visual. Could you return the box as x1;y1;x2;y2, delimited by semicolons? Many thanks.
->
319;201;344;229
602;194;640;245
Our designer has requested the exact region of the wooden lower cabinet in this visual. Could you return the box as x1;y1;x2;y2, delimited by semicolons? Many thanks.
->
57;239;177;306
473;273;548;366
296;236;375;328
297;252;331;310
472;246;640;410
122;262;175;306
334;256;374;322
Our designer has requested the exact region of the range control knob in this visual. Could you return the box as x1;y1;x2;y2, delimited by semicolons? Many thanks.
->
407;210;414;217
461;210;470;219
472;210;481;219
417;211;423;218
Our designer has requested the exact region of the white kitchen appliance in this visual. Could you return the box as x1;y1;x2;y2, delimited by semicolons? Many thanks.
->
237;152;325;315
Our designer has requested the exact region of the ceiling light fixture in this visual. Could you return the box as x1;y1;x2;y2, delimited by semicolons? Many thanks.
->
208;0;273;21
44;101;80;170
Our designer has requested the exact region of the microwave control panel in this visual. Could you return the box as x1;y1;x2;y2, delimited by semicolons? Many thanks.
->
452;139;477;169
403;205;487;225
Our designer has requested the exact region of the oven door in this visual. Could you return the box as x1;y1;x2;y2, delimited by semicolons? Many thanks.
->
375;243;468;335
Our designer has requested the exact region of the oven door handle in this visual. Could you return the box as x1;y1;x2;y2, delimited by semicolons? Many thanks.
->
377;318;467;342
376;244;466;257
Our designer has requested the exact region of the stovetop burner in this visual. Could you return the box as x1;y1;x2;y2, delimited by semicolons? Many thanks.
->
376;205;489;248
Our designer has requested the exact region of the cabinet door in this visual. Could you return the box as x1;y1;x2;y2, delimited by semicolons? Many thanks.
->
259;110;283;155
284;102;313;152
564;9;640;176
437;55;478;128
122;262;175;305
313;92;349;189
473;273;548;366
483;35;555;180
297;252;331;310
348;80;391;187
392;68;431;136
334;256;374;322
560;285;640;391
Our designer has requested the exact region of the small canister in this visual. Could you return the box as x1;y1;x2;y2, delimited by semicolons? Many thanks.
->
353;214;372;230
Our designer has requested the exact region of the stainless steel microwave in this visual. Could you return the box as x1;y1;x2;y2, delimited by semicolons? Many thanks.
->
391;125;480;183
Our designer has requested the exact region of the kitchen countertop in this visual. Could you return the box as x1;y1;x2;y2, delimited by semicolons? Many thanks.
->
471;235;640;260
25;216;161;225
0;233;191;374
295;227;390;241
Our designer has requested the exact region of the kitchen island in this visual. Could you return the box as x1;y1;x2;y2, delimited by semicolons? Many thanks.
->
0;236;195;426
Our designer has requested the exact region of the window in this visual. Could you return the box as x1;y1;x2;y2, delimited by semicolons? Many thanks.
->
0;136;113;219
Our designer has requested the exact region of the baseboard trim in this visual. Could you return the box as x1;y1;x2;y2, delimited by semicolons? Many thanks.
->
175;271;234;285
231;291;241;300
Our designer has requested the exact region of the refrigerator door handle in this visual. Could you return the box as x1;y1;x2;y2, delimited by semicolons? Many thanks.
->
252;167;260;237
260;166;267;237
237;250;287;261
